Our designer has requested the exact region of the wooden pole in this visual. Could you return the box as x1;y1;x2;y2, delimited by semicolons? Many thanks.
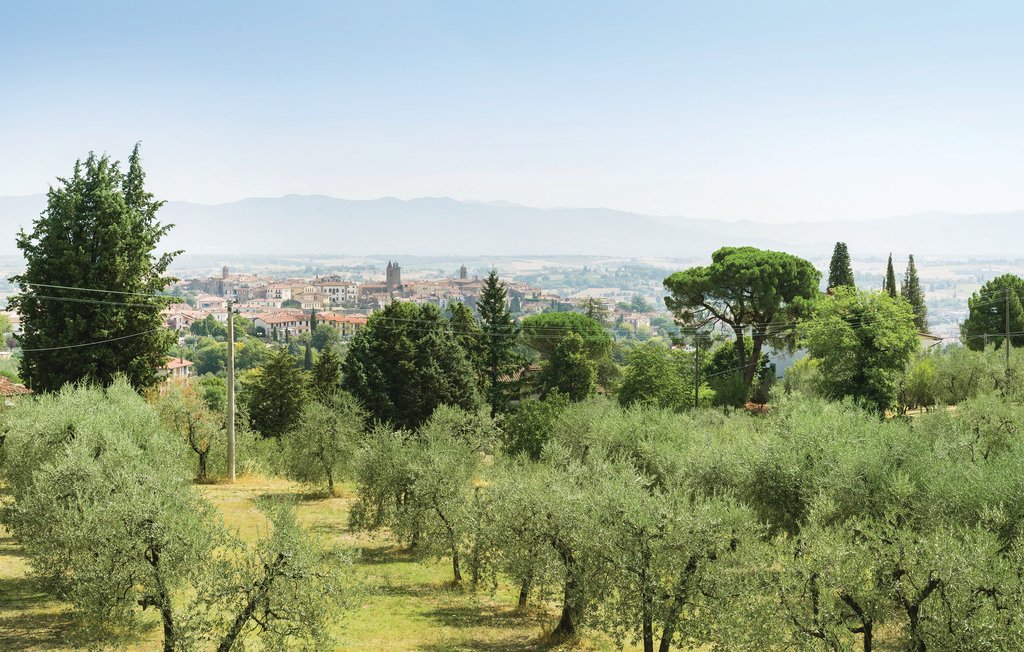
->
227;300;236;481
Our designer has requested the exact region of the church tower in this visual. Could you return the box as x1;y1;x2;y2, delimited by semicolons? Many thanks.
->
386;261;402;293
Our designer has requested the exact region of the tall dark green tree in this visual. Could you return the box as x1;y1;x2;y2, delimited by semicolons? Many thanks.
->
247;347;308;438
309;309;318;332
303;341;314;370
663;247;820;389
448;301;484;378
883;253;898;298
341;301;479;429
960;274;1024;351
10;146;180;392
477;270;520;416
310;345;343;396
827;242;855;289
537;332;596;401
901;254;929;332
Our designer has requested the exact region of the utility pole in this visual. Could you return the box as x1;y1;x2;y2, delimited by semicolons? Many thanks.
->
226;300;236;482
693;333;700;411
691;312;715;412
1006;287;1012;384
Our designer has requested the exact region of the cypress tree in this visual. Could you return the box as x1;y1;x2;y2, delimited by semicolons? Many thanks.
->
309;309;317;332
10;145;179;392
311;345;343;396
477;269;520;416
883;253;898;298
827;242;855;289
901;254;929;332
303;341;314;370
448;301;483;378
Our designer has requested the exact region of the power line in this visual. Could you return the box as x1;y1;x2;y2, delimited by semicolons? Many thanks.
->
18;282;176;299
19;328;166;352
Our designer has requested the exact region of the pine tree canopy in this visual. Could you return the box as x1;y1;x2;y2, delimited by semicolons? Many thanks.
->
961;274;1024;351
10;146;180;392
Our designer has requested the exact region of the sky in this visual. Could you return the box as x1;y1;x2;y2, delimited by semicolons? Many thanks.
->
2;1;1023;223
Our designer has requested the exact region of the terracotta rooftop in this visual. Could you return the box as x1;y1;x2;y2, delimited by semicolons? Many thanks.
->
0;376;32;396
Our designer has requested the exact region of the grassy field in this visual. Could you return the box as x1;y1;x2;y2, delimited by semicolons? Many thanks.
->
0;476;628;651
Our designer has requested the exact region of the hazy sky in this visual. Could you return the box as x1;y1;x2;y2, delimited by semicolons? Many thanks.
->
2;1;1023;222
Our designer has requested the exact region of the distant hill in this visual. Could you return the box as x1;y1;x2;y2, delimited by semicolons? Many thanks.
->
0;194;1020;259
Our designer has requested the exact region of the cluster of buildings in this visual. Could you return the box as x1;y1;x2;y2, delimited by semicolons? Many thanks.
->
163;263;568;340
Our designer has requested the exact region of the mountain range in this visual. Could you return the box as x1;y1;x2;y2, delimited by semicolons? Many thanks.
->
0;194;1020;260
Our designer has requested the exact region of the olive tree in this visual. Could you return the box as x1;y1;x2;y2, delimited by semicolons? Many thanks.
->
1;380;356;650
157;384;221;481
282;391;365;494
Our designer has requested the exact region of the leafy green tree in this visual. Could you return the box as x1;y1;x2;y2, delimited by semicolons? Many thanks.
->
234;336;268;371
960;274;1024;351
521;311;611;360
827;241;855;289
341;301;480;429
589;470;756;652
478;270;520;415
10;146;179;392
883;253;898;298
801;288;919;412
157;384;221;481
246;347;308;438
310;345;343;397
310;323;340;351
901;254;929;332
617;342;699;411
195;373;228;412
537;332;597;401
193;338;228;375
191;314;228;339
500;392;569;460
931;345;998;405
896;352;938;414
351;420;481;585
664;247;819;389
282;392;365;494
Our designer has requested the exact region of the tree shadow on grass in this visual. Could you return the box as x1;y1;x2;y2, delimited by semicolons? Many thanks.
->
0;534;27;560
415;604;557;651
0;575;76;651
425;603;549;631
358;544;420;566
257;489;334;504
415;610;561;650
